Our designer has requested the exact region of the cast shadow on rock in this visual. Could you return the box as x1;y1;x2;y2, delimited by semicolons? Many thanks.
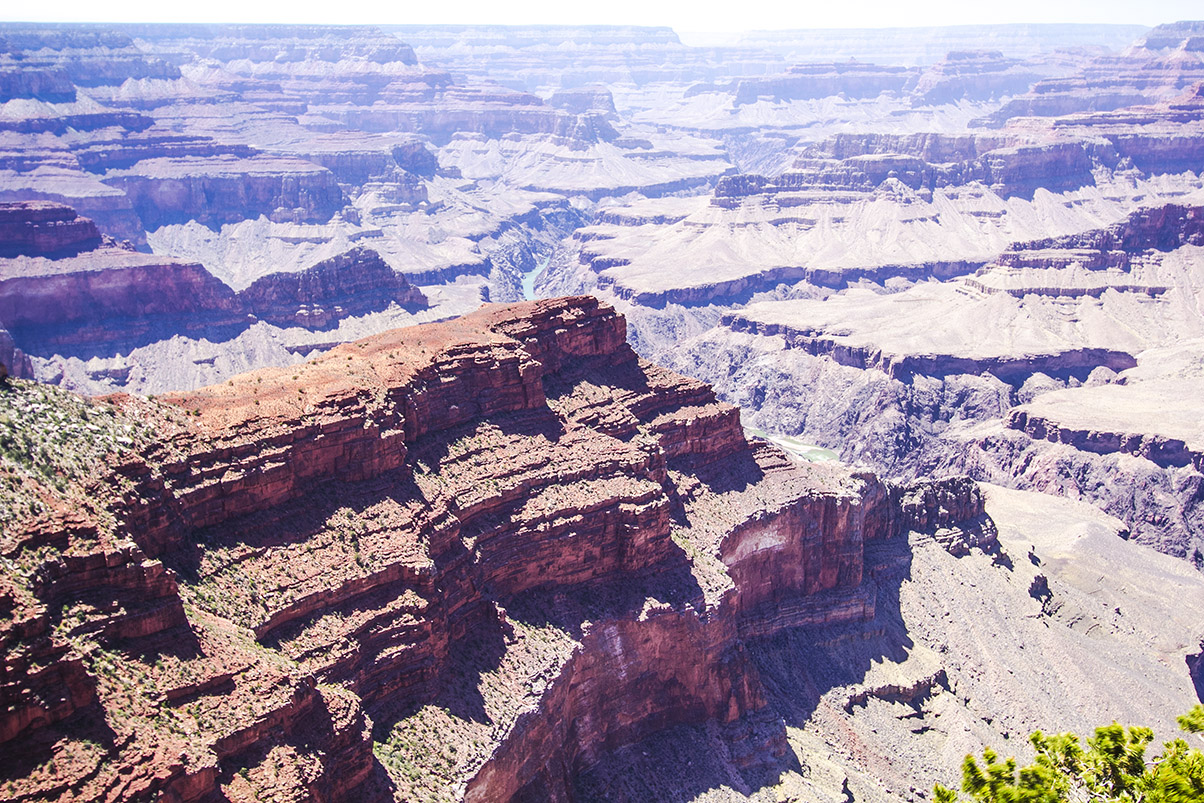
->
434;600;515;726
209;686;397;803
11;315;253;363
1187;644;1204;703
0;703;120;789
171;466;424;582
563;529;917;801
749;531;916;735
408;407;568;474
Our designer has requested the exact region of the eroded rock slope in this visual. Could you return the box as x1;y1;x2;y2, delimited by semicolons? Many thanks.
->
0;297;965;801
535;23;1204;568
3;297;1203;803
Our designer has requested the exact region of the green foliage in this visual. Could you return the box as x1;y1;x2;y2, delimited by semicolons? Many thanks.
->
1177;706;1204;735
935;707;1204;803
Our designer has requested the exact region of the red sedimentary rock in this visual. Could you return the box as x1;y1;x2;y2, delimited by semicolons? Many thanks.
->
0;201;102;258
0;297;983;801
0;203;429;350
239;246;427;330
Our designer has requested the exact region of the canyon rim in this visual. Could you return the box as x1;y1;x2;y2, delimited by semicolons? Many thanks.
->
2;15;1204;803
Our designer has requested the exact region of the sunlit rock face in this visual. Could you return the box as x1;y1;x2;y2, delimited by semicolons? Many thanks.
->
517;25;1204;572
0;22;752;396
4;299;1201;803
2;19;1204;803
656;203;1204;561
0;297;994;801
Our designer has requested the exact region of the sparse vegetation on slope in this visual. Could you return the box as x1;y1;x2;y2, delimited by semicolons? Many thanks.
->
0;378;157;536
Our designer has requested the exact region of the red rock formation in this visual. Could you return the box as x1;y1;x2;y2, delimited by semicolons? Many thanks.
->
1005;202;1204;259
390;139;441;177
0;27;181;86
323;86;615;145
824;131;1014;162
0;297;987;802
466;610;773;802
0;247;243;346
113;23;419;67
0;107;154;136
911;50;1044;106
239;247;428;329
0;63;75;102
0;201;102;257
71;131;256;173
0;159;149;246
0;218;433;355
465;452;982;802
715;49;1044;109
547;86;618;117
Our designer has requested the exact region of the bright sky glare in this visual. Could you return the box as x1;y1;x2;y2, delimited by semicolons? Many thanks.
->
1;0;1199;30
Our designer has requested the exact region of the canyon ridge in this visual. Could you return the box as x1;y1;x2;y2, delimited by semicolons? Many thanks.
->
1;18;1203;803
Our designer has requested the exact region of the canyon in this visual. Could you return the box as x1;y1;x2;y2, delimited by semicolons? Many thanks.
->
1;17;1204;803
2;298;1201;803
531;22;1204;570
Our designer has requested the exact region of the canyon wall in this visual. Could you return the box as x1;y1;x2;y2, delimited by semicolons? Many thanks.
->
661;202;1204;560
239;246;428;329
0;200;102;257
0;203;429;356
0;297;984;802
3;19;1204;801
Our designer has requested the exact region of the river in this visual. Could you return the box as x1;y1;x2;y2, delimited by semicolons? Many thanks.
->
745;428;840;463
522;255;550;301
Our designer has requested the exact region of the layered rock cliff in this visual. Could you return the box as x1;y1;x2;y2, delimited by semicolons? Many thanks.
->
0;297;985;802
239;246;427;329
662;201;1204;561
979;21;1204;126
0;20;706;370
0;204;430;357
0;200;102;257
730;61;918;105
713;137;1098;204
0;243;244;353
101;155;346;228
5;20;1204;799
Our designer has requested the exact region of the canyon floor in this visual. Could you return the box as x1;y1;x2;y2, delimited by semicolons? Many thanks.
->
1;19;1204;803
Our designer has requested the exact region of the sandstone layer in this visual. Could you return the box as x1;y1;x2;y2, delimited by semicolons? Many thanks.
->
1;22;756;397
0;204;430;363
0;200;101;257
6;20;1176;407
0;297;959;802
496;23;1204;577
4;297;1202;803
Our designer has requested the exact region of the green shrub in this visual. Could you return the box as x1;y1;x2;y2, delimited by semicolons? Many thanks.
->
936;706;1204;803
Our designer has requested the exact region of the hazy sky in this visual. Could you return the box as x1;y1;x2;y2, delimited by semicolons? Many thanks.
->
2;0;1198;30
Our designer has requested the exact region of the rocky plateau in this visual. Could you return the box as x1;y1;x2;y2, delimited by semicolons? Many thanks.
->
1;297;1201;803
2;17;1204;803
524;21;1204;575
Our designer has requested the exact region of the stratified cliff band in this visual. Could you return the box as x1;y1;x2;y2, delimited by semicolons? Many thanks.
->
1;296;982;802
